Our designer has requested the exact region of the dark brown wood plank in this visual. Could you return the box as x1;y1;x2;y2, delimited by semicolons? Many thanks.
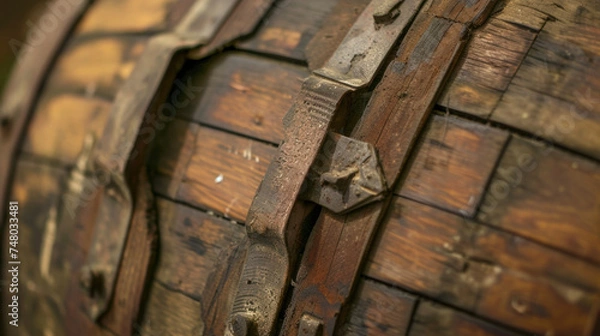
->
177;52;307;144
342;280;416;336
153;197;246;299
283;0;497;333
408;301;523;336
152;123;277;222
397;114;509;216
304;0;371;71
190;0;275;58
140;281;203;335
150;118;199;198
366;197;600;335
178;126;276;222
490;20;600;160
99;173;157;336
237;0;339;61
439;18;537;118
478;135;600;265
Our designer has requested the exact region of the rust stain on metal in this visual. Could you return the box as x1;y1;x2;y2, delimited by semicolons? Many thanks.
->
225;0;417;334
314;0;415;88
298;314;323;336
227;76;352;336
301;132;387;214
373;0;404;26
280;0;500;334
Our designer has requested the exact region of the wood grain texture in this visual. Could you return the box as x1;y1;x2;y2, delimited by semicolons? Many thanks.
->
367;197;600;335
439;18;537;118
45;36;147;99
100;173;157;336
23;93;111;164
140;281;203;336
191;0;276;59
408;301;523;336
491;19;600;160
304;0;371;71
152;123;277;222
150;119;199;198
397;114;509;216
438;0;600;159
237;0;338;61
177;125;275;221
0;0;88;266
201;237;248;336
282;0;497;333
341;280;416;336
153;197;246;299
493;0;547;31
178;52;307;144
76;0;191;34
478;136;600;265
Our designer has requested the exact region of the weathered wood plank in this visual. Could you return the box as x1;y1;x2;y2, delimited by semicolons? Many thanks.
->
140;281;203;336
478;136;600;265
237;0;338;61
397;114;509;216
495;0;600;29
491;20;600;160
0;0;89;253
152;123;277;222
283;0;497;333
366;197;600;335
76;0;193;34
150;119;199;198
3;160;67;336
408;301;523;336
304;0;371;70
153;197;246;299
45;36;147;99
190;0;275;58
342;280;416;336
23;94;111;164
439;18;537;118
178;52;307;144
100;173;157;336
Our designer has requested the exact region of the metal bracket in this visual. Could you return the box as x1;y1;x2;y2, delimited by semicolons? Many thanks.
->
222;0;412;334
299;314;323;336
300;132;387;214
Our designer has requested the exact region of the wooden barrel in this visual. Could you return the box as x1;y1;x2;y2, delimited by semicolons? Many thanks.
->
1;0;599;335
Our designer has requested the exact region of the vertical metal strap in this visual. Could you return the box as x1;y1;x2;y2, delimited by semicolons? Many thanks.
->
225;1;419;334
281;0;499;334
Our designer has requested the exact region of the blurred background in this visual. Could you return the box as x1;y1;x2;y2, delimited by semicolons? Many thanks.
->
0;1;46;95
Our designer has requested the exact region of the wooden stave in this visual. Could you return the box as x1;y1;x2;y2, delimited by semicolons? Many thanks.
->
2;0;600;335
